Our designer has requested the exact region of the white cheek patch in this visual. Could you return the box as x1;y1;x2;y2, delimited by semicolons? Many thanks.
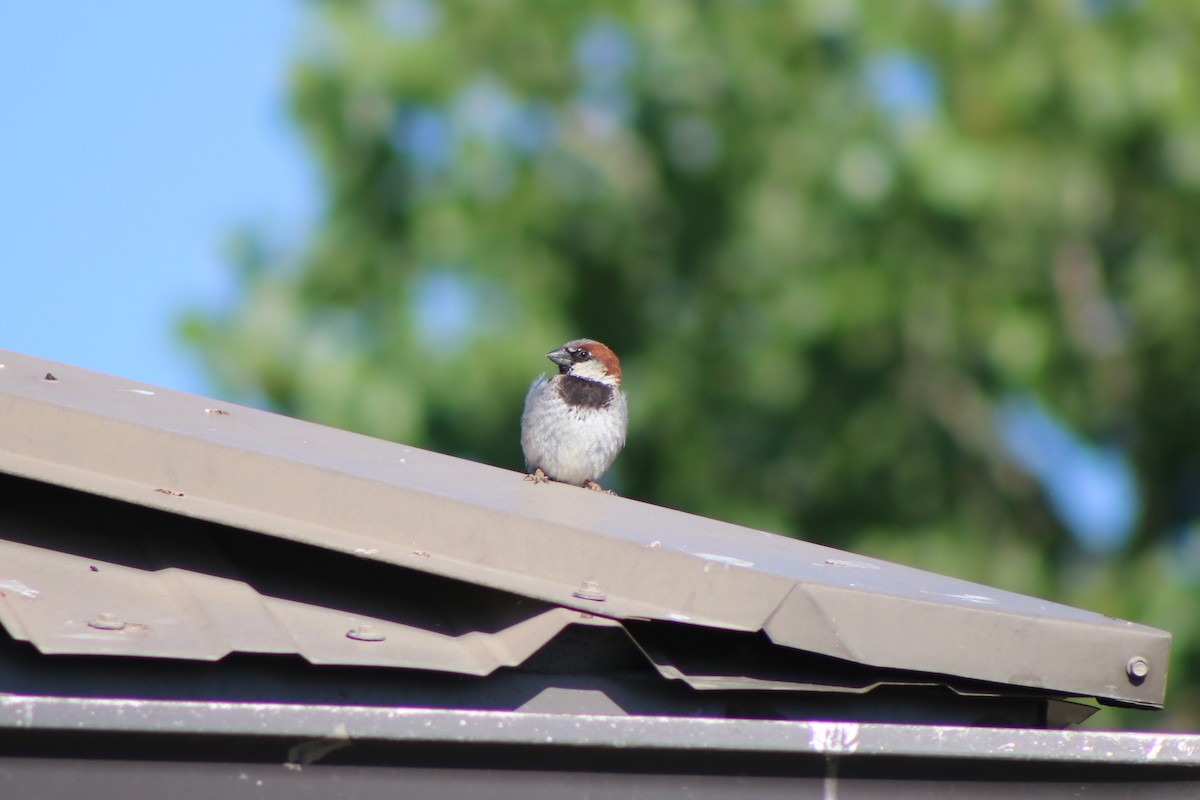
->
570;360;613;384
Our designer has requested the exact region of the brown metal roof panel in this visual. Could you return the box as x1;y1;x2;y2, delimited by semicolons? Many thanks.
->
0;350;1172;707
766;582;1169;703
0;353;803;627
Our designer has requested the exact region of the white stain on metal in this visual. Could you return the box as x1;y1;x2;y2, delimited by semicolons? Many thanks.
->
5;698;35;729
944;593;997;605
1147;736;1166;759
0;579;39;598
694;553;755;568
810;725;860;800
119;389;156;396
286;722;351;766
819;559;879;570
666;612;691;622
823;758;841;800
809;722;861;754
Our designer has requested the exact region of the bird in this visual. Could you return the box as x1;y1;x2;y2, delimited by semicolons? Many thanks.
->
521;338;628;492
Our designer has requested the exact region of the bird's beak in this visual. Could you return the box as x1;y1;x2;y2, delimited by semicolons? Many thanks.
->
546;347;573;368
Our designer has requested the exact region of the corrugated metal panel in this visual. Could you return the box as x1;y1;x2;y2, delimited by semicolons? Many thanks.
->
0;500;609;673
0;350;1171;707
0;540;596;671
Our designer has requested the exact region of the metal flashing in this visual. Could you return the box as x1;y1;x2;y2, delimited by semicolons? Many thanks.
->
0;695;1196;766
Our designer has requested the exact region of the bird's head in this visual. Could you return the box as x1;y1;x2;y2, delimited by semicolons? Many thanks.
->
547;339;622;387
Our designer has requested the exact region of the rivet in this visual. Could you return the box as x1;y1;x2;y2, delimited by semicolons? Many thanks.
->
88;612;126;631
1127;656;1150;681
347;624;385;642
572;580;606;602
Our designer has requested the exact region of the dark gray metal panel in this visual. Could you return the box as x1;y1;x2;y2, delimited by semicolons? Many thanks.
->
0;761;827;800
2;695;1198;766
5;759;1197;800
1;697;1199;798
0;350;1171;706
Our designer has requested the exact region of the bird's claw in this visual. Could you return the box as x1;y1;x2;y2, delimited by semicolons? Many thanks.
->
525;469;551;484
583;480;617;495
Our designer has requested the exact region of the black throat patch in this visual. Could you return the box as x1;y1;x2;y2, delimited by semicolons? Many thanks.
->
557;376;614;409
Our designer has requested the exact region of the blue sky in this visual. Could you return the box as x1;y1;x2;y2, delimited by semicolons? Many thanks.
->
0;2;314;395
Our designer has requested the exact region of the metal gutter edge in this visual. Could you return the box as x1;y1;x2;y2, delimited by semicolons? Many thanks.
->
1;695;1197;766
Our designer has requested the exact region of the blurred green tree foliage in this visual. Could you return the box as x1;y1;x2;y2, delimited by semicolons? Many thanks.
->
184;0;1200;729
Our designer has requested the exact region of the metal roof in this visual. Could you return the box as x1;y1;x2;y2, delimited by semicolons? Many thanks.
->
0;349;1171;711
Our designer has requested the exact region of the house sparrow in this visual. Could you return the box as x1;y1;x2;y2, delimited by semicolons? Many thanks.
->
521;338;628;492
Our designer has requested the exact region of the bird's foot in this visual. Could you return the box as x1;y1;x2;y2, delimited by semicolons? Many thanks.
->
525;468;552;485
583;480;617;495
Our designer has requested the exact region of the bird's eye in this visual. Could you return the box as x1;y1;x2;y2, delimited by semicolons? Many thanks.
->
573;349;591;361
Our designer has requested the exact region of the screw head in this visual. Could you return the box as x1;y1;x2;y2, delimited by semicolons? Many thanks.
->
572;580;606;602
1126;656;1150;681
88;612;126;631
346;624;386;642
